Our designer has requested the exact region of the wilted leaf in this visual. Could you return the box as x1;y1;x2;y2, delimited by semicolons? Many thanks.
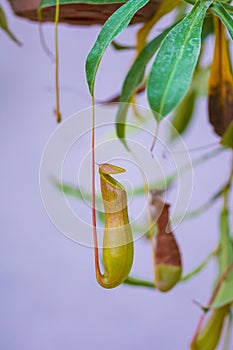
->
208;18;233;136
149;192;182;292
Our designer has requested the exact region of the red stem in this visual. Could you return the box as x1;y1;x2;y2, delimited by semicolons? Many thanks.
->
191;260;233;344
150;122;160;158
91;96;101;279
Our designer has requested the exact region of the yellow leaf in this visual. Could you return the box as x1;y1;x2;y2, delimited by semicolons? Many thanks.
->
208;17;233;136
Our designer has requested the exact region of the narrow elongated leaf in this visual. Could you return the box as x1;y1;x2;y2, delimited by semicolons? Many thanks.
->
191;66;209;96
171;64;211;139
222;3;233;15
208;18;233;136
201;15;214;41
218;210;233;279
86;0;149;95
40;0;127;8
137;0;181;52
147;0;212;120
120;25;177;102
56;182;93;202
211;209;233;308
181;250;216;282
116;23;178;148
0;5;21;45
170;89;196;139
211;1;233;40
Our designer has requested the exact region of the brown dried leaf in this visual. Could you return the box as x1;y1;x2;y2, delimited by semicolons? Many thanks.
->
155;203;182;267
208;18;233;136
149;191;182;292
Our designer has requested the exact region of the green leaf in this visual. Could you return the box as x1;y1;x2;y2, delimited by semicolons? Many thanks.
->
124;276;155;289
40;0;127;8
85;0;149;95
56;182;94;202
211;209;233;308
147;0;212;120
211;1;233;40
181;187;222;221
170;89;196;139
221;121;233;149
201;14;214;41
116;24;178;148
181;250;216;282
218;209;233;276
57;182;105;223
0;5;21;45
222;3;233;16
170;63;211;140
191;66;209;96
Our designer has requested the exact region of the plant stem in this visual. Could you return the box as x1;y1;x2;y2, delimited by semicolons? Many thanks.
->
150;122;160;158
55;0;61;123
223;155;233;211
91;95;102;280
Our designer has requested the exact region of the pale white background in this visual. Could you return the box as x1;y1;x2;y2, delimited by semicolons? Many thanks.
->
0;1;232;349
